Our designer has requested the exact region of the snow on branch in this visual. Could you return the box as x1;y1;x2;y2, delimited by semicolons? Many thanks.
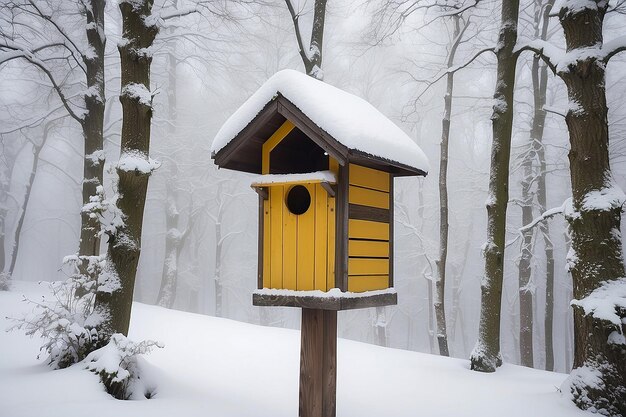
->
519;199;569;233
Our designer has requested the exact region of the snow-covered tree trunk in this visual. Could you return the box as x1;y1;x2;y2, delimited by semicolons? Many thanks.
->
434;15;466;358
214;204;224;317
156;190;183;308
95;0;158;338
517;137;535;368
78;0;106;266
470;0;520;372
554;0;626;412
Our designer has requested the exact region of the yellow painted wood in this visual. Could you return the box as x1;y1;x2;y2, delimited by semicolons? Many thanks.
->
348;275;389;292
262;199;270;288
349;185;389;209
348;219;389;241
349;164;390;192
297;184;316;290
348;258;389;275
283;186;297;290
348;240;389;258
327;193;336;290
314;184;328;291
329;158;339;175
269;185;284;289
261;120;295;174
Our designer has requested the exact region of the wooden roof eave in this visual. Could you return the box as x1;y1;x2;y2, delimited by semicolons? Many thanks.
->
347;149;428;177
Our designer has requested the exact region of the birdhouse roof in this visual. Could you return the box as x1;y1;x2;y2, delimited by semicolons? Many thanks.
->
211;69;429;176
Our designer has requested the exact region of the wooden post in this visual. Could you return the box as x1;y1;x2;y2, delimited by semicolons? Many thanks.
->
299;308;337;417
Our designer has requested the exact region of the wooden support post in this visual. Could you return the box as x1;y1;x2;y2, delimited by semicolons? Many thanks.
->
299;308;337;417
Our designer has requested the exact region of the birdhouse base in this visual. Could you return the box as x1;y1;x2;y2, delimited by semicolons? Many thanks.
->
252;288;397;311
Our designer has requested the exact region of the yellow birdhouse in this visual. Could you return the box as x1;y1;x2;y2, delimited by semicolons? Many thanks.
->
211;69;429;310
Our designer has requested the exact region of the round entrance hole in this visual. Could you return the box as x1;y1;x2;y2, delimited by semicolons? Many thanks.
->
286;185;311;215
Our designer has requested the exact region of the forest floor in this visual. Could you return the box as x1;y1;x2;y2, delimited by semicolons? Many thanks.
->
1;281;589;417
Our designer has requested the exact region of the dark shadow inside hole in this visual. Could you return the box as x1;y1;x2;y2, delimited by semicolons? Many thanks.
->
287;185;311;215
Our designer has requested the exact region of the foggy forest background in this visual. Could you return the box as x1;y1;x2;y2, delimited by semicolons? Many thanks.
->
1;0;625;376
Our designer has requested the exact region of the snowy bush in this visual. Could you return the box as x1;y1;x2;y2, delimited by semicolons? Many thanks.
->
11;255;105;369
85;333;162;400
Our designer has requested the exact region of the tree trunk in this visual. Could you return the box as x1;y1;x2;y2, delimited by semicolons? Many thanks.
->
156;192;182;308
78;0;106;262
470;0;519;372
214;211;223;317
305;0;327;78
529;0;554;372
7;124;54;278
556;2;626;413
435;15;464;358
517;146;534;368
373;306;387;347
95;0;158;338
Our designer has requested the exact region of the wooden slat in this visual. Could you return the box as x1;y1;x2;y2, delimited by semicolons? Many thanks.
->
347;275;390;292
349;163;390;192
314;184;328;291
349;185;389;209
348;204;389;223
389;174;395;287
348;240;389;258
335;164;349;291
269;186;283;289
283;185;297;290
348;258;389;275
327;193;336;291
260;195;268;288
297;184;315;290
253;289;397;310
348;219;389;241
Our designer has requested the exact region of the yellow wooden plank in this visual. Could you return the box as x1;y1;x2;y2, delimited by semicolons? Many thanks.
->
348;219;389;241
269;185;283;289
262;199;271;288
283;185;297;290
349;164;390;192
348;258;389;275
348;240;389;258
329;158;339;175
327;193;336;290
314;184;328;291
348;275;389;292
349;185;389;209
296;184;316;290
261;120;295;174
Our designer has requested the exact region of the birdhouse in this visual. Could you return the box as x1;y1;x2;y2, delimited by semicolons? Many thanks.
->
211;69;428;310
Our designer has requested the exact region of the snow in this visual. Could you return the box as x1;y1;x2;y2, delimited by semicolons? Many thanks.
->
571;277;626;327
121;83;153;107
117;150;161;174
0;281;589;417
251;170;337;186
211;70;429;173
254;287;397;299
581;182;625;212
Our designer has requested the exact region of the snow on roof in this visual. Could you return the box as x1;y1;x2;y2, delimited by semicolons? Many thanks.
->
211;69;429;173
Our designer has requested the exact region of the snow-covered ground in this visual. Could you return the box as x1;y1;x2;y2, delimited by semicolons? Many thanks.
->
1;281;588;417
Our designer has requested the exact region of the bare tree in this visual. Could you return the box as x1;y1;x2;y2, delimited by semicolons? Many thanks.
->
94;0;159;338
470;0;520;372
519;0;626;411
284;0;328;79
0;0;107;274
